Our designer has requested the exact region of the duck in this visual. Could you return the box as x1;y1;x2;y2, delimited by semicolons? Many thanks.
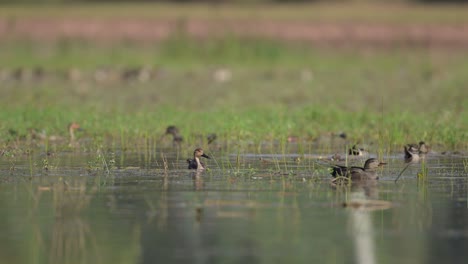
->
68;122;82;142
330;158;386;180
187;148;210;170
206;133;217;144
28;122;82;145
406;141;430;154
348;144;368;156
417;141;430;154
404;144;420;163
164;125;183;145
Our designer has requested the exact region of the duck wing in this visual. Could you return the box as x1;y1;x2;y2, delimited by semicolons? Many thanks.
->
330;165;349;177
349;166;367;180
187;159;198;169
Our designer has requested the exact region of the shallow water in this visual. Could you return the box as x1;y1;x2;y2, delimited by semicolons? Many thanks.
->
0;147;467;264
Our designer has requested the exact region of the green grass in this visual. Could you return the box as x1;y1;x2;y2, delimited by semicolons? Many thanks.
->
0;37;467;152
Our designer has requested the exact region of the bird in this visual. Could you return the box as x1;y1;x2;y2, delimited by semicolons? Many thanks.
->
405;141;430;155
28;122;82;145
206;133;217;144
187;148;210;170
330;158;386;181
67;122;83;146
404;144;420;163
164;125;183;145
417;141;430;154
68;122;82;142
348;144;368;156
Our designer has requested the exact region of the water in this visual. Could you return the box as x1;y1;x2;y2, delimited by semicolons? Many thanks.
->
0;146;467;264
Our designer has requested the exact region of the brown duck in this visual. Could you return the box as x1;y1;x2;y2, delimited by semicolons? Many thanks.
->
187;148;210;170
330;158;386;180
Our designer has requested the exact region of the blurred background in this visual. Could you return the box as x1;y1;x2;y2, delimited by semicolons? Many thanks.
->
1;0;467;148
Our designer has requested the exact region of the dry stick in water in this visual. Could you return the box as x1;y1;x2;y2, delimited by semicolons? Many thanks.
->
394;163;412;183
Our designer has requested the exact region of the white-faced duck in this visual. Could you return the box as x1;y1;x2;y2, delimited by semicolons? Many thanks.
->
331;158;387;181
405;141;430;156
404;144;421;163
187;148;210;170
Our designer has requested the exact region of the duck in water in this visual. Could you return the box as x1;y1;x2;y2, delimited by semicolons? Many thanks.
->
330;158;386;181
404;144;420;163
348;144;368;156
405;141;430;156
164;125;183;146
68;122;81;140
417;141;430;154
187;148;210;170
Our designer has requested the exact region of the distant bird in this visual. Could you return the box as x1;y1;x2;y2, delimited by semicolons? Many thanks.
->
212;68;232;83
32;66;45;81
187;148;210;170
164;125;183;145
206;133;217;144
348;144;368;156
27;122;82;144
406;141;430;155
417;141;430;154
68;122;82;145
121;66;152;83
330;158;386;181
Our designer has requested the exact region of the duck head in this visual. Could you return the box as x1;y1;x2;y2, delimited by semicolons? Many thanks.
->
364;158;386;170
194;148;210;159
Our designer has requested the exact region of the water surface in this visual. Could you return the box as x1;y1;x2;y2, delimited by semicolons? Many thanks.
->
0;147;467;264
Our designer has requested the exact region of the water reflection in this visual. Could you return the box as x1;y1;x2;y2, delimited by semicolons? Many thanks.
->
348;191;377;264
48;179;94;264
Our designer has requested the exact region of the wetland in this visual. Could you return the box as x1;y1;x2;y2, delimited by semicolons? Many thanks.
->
1;2;468;264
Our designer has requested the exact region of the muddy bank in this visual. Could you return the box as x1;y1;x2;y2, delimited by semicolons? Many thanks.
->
1;17;468;49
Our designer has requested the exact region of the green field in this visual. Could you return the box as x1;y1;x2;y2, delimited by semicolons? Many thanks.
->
1;3;467;153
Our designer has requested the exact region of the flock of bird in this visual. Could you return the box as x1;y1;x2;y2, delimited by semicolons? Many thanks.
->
165;125;432;182
0;66;236;84
0;66;162;83
330;141;430;183
403;141;429;163
162;125;214;170
7;122;431;180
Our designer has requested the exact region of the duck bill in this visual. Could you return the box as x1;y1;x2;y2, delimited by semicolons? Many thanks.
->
202;153;210;159
378;162;387;167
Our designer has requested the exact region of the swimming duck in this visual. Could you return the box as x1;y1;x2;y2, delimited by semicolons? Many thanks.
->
187;148;210;170
404;144;420;163
406;141;430;155
330;158;386;180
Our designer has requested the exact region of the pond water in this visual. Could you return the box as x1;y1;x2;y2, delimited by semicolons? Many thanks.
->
0;146;467;264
